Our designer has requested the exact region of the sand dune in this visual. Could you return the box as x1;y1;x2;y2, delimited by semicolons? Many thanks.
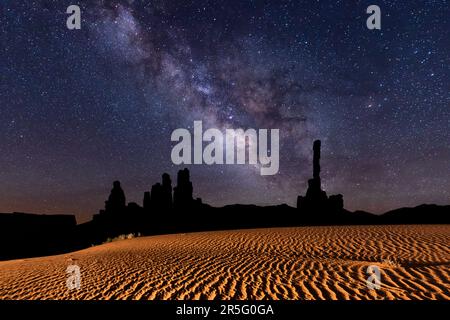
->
0;225;449;300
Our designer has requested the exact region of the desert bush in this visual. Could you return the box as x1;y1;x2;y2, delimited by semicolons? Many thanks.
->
103;233;141;244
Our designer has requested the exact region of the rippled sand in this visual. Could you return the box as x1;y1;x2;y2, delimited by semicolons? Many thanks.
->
0;225;449;300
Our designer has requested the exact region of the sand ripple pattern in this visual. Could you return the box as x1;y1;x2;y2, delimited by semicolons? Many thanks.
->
0;225;449;300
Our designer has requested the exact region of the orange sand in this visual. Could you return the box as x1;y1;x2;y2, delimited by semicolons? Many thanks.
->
0;225;449;300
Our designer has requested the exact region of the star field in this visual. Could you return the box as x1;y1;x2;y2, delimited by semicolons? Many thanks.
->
0;1;449;222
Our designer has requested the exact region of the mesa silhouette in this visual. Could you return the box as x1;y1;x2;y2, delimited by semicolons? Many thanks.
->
0;140;448;260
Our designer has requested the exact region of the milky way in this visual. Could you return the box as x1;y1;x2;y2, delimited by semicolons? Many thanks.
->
0;1;449;222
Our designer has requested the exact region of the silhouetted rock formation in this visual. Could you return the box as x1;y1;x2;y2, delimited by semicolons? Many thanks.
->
87;170;199;243
149;173;173;211
105;180;126;215
328;194;344;212
143;191;151;212
0;212;77;260
93;180;146;230
150;183;163;209
162;173;173;209
297;140;344;218
127;202;141;212
173;168;194;208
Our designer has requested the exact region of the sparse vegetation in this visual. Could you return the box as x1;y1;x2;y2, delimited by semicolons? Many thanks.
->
103;233;141;244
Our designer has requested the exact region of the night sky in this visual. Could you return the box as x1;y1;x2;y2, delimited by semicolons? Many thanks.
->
1;1;449;223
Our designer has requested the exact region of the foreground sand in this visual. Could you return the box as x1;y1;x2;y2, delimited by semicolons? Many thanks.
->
0;225;449;300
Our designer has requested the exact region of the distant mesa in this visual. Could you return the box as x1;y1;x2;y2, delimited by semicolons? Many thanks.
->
0;212;77;260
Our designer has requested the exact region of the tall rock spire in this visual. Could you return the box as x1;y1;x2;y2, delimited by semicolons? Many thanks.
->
306;140;323;196
313;140;321;180
297;139;344;214
161;173;173;209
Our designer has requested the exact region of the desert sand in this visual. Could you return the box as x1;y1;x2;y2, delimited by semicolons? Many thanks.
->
0;225;449;300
